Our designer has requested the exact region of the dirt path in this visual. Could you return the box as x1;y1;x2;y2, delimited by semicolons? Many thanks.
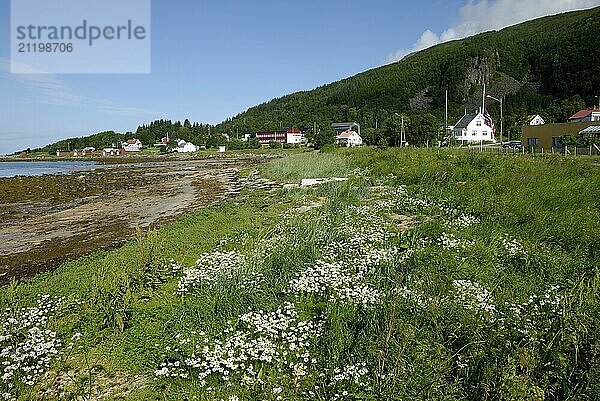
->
0;156;279;285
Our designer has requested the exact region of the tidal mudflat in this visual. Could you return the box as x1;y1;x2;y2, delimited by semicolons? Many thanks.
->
0;155;278;285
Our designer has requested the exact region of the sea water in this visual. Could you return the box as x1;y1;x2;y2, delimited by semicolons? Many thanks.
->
0;161;98;178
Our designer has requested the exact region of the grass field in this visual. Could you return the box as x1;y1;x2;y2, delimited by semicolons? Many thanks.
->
1;148;599;400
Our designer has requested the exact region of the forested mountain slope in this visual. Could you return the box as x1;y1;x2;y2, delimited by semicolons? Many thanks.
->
215;7;600;144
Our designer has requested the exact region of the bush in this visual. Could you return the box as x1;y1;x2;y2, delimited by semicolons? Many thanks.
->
269;141;283;149
248;138;261;149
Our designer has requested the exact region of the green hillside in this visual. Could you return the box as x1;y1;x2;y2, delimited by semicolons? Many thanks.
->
36;131;128;154
34;7;600;152
215;7;600;145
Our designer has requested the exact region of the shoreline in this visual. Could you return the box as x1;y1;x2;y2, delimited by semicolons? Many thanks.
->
0;156;279;285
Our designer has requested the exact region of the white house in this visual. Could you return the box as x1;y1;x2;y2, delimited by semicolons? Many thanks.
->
336;130;363;147
122;138;142;152
175;139;198;153
452;112;496;142
286;130;306;144
526;115;545;125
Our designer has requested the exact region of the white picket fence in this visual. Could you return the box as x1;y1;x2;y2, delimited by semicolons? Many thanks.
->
466;145;600;156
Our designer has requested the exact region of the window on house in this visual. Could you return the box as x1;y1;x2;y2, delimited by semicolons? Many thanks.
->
527;138;539;146
552;137;563;148
483;131;488;136
476;120;482;126
472;130;477;136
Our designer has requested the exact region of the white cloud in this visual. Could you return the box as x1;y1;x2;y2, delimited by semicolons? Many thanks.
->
385;0;600;63
0;57;155;118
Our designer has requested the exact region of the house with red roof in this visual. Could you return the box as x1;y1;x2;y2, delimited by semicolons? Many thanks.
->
335;130;363;147
255;128;305;145
568;109;600;123
122;138;143;152
286;128;306;144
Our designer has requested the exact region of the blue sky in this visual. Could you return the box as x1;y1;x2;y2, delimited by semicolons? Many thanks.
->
0;0;598;154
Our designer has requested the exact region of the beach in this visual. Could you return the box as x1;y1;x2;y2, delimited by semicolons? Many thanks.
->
0;155;278;285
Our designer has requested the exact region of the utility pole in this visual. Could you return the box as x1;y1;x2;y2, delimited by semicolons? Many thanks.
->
500;98;503;143
394;112;405;147
482;84;486;114
401;115;405;146
487;95;503;143
445;89;448;139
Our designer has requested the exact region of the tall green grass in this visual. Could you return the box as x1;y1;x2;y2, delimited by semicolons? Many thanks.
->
346;148;600;262
2;148;600;400
263;151;352;183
